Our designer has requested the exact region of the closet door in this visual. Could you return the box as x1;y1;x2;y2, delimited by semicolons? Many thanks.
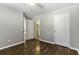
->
54;12;70;47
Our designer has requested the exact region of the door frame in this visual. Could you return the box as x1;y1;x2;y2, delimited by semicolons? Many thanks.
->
53;12;70;47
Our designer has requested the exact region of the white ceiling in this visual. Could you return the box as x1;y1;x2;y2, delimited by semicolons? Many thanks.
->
0;3;78;18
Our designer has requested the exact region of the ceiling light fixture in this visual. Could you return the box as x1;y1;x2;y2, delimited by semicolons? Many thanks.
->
27;3;36;6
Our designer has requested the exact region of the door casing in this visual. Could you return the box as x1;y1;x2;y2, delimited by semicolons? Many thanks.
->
53;12;70;47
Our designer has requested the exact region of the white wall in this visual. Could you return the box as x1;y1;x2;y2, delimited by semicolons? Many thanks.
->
70;5;79;49
0;5;24;49
34;12;54;42
34;4;79;50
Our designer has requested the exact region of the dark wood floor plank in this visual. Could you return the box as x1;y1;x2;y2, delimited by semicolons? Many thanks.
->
0;39;78;55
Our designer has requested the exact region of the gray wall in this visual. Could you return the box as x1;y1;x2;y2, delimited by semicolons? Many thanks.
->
35;13;54;42
70;5;79;49
34;4;79;50
0;5;24;48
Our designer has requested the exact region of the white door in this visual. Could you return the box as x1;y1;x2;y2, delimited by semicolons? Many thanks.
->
26;20;34;40
24;19;34;40
54;12;70;47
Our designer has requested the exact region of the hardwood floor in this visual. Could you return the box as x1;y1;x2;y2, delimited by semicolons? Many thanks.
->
0;39;78;55
0;43;25;55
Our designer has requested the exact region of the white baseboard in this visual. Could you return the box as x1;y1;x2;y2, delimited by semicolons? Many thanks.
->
77;50;79;55
69;47;79;54
25;38;34;40
40;39;79;54
0;38;34;50
0;39;79;54
40;39;55;44
0;41;24;50
69;47;78;51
